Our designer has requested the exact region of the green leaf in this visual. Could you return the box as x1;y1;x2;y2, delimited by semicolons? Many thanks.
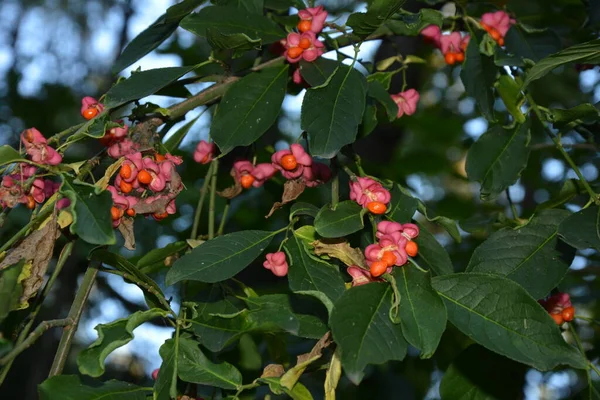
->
163;115;201;153
494;75;526;124
210;66;288;155
467;209;575;299
165;0;208;22
243;294;301;334
417;202;461;243
330;283;407;384
461;35;497;121
439;345;528;400
78;309;169;377
548;103;600;130
0;260;26;324
302;66;367;158
89;249;167;309
465;123;531;201
264;0;305;10
284;233;346;313
388;184;418;222
154;339;178;400
213;0;264;14
504;25;561;63
367;80;397;121
165;230;277;285
206;29;262;55
385;8;443;36
289;202;320;220
314;201;365;238
38;375;150;400
559;205;600;252
180;6;284;43
137;240;188;272
394;266;446;358
431;273;587;371
178;337;243;389
347;0;407;38
413;222;453;276
0;145;22;166
299;58;339;88
60;177;115;245
104;66;196;108
523;38;600;88
359;104;378;137
259;377;314;400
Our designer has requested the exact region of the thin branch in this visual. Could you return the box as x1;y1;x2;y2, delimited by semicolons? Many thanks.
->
48;263;99;377
0;318;73;366
208;159;219;240
190;162;215;240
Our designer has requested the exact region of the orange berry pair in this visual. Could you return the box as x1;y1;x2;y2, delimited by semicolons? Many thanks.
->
111;206;124;221
444;52;465;65
298;20;312;33
481;23;505;46
367;201;387;215
287;47;304;59
153;211;169;220
370;251;397;277
550;306;575;325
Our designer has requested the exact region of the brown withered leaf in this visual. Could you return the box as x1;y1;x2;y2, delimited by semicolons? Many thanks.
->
132;169;183;214
0;213;60;306
281;332;332;390
261;363;285;378
266;179;306;218
217;168;242;199
118;218;136;250
312;239;367;269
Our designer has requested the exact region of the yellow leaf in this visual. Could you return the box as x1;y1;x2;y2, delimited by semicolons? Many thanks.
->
96;157;124;190
63;160;87;174
57;210;73;228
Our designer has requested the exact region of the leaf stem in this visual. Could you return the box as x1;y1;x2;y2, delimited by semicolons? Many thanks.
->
382;273;401;324
505;189;519;219
331;157;339;207
208;159;219;240
48;263;99;377
217;201;230;237
408;257;429;273
527;94;598;202
190;162;215;240
48;123;86;145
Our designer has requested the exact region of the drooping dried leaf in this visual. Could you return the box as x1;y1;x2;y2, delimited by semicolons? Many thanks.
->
312;239;367;268
281;332;332;389
96;157;124;190
217;168;242;199
261;364;285;378
132;169;183;214
266;179;306;218
118;218;136;250
0;213;59;306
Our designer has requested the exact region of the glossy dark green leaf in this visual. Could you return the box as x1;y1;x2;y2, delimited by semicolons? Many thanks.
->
359;104;378;137
137;240;188;272
0;145;22;166
466;123;531;201
494;75;525;124
388;184;418;222
243;294;302;334
330;283;407;384
385;8;443;36
548;103;600;130
439;345;527;400
523;38;600;87
432;273;587;371
210;66;288;155
394;266;446;358
78;309;169;377
0;260;25;324
154;339;178;400
164;115;201;153
559;205;600;252
417;202;461;243
413;222;453;276
367;80;397;121
206;29;262;55
264;0;304;10
104;66;195;108
284;233;346;313
213;0;263;14
60;177;115;245
504;25;561;63
347;0;407;38
314;201;364;238
467;209;575;299
289;202;320;220
461;35;497;121
302;66;367;158
89;249;166;309
180;6;284;43
165;0;207;22
38;375;150;400
178;336;242;389
299;58;339;88
166;230;277;285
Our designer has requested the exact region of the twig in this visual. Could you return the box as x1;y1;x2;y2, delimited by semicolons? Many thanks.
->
0;201;55;254
331;157;339;207
190;162;215;240
506;189;519;220
0;318;73;366
48;263;99;377
217;201;230;237
208;159;219;240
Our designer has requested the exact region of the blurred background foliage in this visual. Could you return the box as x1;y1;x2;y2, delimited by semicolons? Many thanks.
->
0;0;599;399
